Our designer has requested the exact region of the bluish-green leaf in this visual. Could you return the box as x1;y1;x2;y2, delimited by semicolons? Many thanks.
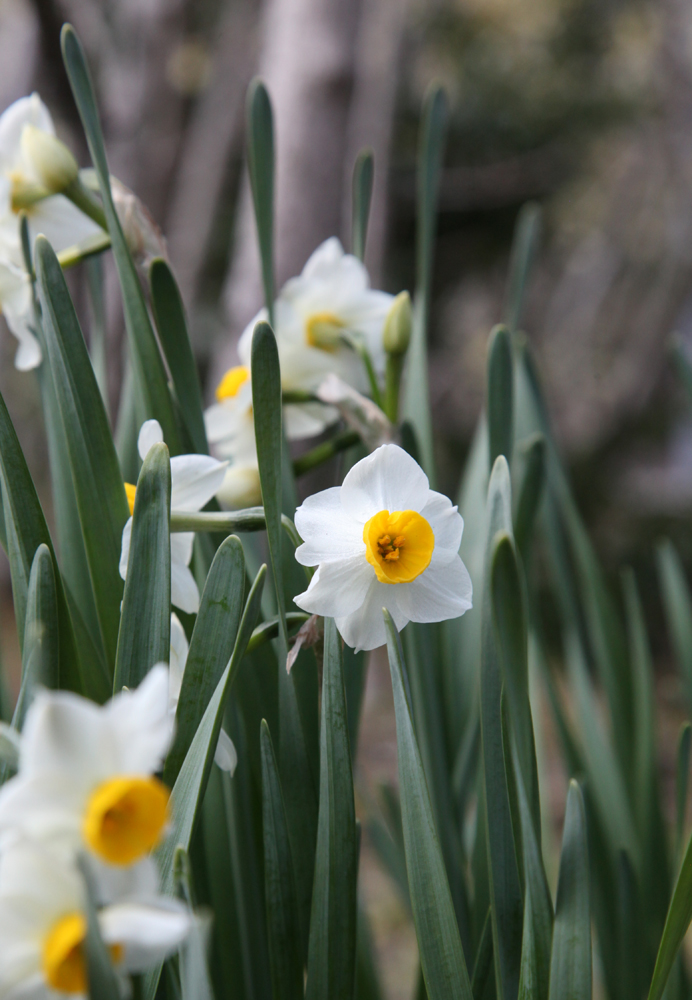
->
505;203;541;334
384;610;473;1000
247;79;275;321
61;25;182;452
13;544;59;730
675;723;691;865
164;535;246;786
657;539;692;716
261;720;303;1000
78;856;121;1000
352;148;374;263
548;781;591;1000
487;324;514;470
114;442;171;691
35;236;128;669
149;258;208;456
514;433;545;564
305;617;358;1000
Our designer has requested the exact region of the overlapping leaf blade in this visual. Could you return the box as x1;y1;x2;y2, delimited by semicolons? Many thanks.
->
13;544;59;730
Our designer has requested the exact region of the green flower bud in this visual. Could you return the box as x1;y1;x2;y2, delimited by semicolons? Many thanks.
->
383;291;412;356
20;125;78;194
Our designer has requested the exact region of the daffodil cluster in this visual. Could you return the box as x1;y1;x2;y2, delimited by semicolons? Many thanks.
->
0;666;190;999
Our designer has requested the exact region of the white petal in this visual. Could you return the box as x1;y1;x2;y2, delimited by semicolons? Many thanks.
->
340;444;430;522
100;900;190;971
170;454;227;510
215;464;262;509
28;196;100;254
420;492;464;565
334;577;408;653
214;729;238;774
105;664;173;773
138;420;164;461
171;561;200;615
0;95;54;176
119;517;132;579
87;856;159;906
20;689;116;782
294;487;364;565
283;402;339;440
0;772;83;844
168;614;188;710
294;556;373;618
395;556;473;624
301;237;348;280
237;308;268;366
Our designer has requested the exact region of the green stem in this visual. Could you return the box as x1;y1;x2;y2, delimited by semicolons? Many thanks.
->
384;353;405;424
282;389;319;404
247;612;310;654
170;507;300;546
57;230;112;269
342;333;383;408
63;177;108;231
293;429;360;477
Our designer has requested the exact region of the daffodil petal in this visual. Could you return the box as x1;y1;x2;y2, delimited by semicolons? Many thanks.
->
25;195;100;254
171;560;200;615
100;901;190;972
340;443;430;522
170;454;227;510
395;557;473;624
294;487;364;565
119;517;132;579
103;665;173;774
214;729;238;774
420;491;464;564
137;420;164;461
294;556;373;618
168;613;188;711
0;94;54;176
334;577;408;653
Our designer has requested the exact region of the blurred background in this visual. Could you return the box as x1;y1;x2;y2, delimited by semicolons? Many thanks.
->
1;0;692;993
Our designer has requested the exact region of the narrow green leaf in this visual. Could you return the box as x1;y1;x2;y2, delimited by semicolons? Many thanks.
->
352;148;374;262
402;84;448;486
13;544;59;730
114;442;171;691
77;855;121;1000
675;723;691;865
514;433;545;563
261;720;304;1000
164;536;246;785
0;388;83;694
61;25;182;452
472;912;494;1000
114;358;140;483
505;203;541;334
86;255;109;417
548;780;591;1000
35;236;128;668
384;610;473;1000
305;618;358;1000
247;78;275;320
149;258;208;455
487;324;514;469
657;539;692;715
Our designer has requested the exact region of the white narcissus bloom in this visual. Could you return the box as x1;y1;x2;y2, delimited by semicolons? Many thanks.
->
0;246;37;371
119;420;227;614
203;366;262;511
169;614;237;774
294;444;473;651
237;237;395;439
0;842;189;1000
0;665;174;866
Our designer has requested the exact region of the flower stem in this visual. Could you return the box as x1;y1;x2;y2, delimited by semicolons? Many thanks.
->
384;353;405;423
282;389;318;404
63;177;108;231
293;428;360;476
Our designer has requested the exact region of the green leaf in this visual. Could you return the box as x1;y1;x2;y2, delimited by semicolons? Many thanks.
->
0;387;83;694
261;720;303;1000
480;457;523;1000
149;258;208;455
505;203;541;334
548;780;591;1000
305;618;358;1000
675;723;691;865
114;442;171;691
472;911;494;1000
402;83;448;487
657;539;692;716
487;324;514;469
164;535;246;785
384;610;473;1000
13;544;59;730
61;25;182;452
669;334;692;403
77;855;121;1000
86;255;109;417
514;433;545;564
351;148;374;262
35;236;128;669
247;78;275;320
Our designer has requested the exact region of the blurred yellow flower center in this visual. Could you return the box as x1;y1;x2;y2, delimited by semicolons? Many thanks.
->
83;775;170;865
305;312;344;351
43;912;122;993
124;482;136;515
363;509;434;584
216;365;250;402
7;169;48;213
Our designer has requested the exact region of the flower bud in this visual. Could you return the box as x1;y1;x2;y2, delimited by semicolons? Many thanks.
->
383;291;412;356
20;125;78;194
216;464;262;510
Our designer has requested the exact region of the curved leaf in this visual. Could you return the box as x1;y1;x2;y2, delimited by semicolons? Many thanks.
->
549;781;591;1000
13;544;59;730
487;324;513;469
247;79;275;320
351;148;374;262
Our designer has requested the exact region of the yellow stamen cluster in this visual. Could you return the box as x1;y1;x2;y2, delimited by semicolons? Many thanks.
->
364;509;434;584
305;311;344;351
124;482;136;515
43;912;122;993
216;365;250;402
83;775;170;866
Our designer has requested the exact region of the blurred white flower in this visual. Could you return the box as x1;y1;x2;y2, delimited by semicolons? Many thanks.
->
203;366;262;510
0;842;189;999
293;444;473;652
0;247;38;370
0;665;173;866
238;237;394;438
120;420;227;615
168;613;237;774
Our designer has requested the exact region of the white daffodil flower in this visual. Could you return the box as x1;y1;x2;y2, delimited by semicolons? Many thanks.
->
237;237;394;439
0;94;99;253
169;614;237;774
119;420;227;615
293;444;473;651
0;842;189;999
203;366;262;510
0;246;38;370
0;665;174;866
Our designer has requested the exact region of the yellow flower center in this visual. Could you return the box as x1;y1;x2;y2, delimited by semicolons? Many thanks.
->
7;168;48;214
363;509;434;584
124;482;136;515
305;311;344;351
42;912;123;993
83;775;170;865
216;365;250;402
